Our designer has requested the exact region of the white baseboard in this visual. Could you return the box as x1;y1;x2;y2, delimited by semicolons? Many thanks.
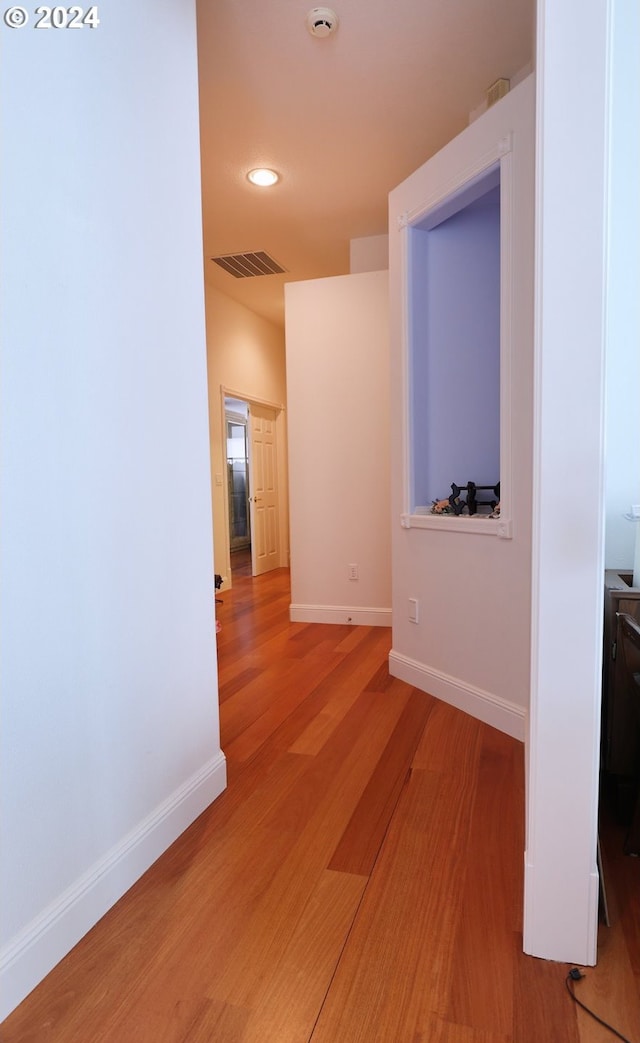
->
388;649;525;741
0;751;227;1022
289;604;392;627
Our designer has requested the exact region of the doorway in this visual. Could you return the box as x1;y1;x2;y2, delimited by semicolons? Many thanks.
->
224;393;283;580
225;399;251;556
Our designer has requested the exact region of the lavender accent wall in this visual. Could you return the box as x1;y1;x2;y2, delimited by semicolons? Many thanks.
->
410;182;500;508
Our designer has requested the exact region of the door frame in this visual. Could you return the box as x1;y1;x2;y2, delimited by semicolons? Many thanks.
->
224;406;251;552
219;385;289;583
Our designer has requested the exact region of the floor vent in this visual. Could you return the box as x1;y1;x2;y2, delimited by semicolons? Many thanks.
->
211;251;287;279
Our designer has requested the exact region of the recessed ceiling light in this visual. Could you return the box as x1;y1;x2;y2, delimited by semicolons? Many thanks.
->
247;168;279;187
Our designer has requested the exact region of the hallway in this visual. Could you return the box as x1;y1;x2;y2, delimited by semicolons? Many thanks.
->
3;567;639;1041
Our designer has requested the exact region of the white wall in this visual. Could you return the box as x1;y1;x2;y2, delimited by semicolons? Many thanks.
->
285;271;391;625
204;285;289;586
388;79;535;740
604;0;640;571
350;235;389;273
0;0;224;1019
525;0;639;966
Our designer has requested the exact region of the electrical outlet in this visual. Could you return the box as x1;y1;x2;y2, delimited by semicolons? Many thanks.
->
348;563;359;581
408;598;419;623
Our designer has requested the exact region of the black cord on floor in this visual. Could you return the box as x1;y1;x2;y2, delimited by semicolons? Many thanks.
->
565;968;635;1042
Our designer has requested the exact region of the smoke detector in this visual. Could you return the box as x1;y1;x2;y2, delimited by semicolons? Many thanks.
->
306;7;338;38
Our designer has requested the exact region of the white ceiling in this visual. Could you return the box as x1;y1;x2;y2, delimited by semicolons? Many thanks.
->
196;0;534;328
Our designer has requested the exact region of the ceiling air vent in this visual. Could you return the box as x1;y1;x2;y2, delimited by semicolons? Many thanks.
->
211;251;287;279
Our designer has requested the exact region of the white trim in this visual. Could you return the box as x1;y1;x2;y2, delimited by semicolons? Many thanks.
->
398;135;515;524
398;217;412;512
523;860;601;966
401;135;512;229
499;145;514;526
401;512;511;538
0;752;227;1021
220;386;234;584
389;649;525;741
289;604;392;627
524;0;613;966
220;386;289;580
222;386;284;412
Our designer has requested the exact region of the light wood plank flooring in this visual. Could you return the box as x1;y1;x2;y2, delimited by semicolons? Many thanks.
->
2;567;639;1042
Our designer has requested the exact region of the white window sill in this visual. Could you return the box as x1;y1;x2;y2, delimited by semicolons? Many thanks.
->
401;510;512;538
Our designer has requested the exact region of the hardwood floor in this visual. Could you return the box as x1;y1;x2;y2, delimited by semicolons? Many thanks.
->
229;546;252;579
2;567;639;1042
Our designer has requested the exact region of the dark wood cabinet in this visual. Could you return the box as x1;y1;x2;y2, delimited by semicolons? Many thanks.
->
603;570;640;776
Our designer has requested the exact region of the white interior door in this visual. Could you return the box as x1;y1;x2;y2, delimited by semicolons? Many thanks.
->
249;404;280;576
